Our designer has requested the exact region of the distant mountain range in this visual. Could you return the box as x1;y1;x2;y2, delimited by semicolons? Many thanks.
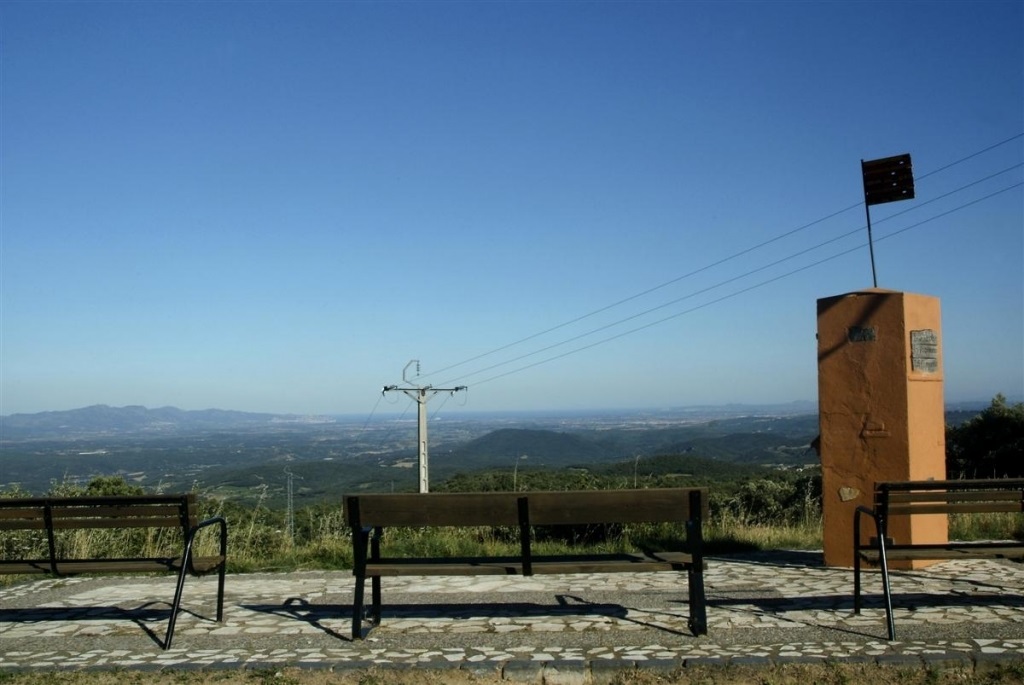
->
1;398;996;442
0;404;330;439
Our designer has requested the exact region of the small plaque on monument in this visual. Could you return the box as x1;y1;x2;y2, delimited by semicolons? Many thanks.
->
910;329;939;373
848;326;876;343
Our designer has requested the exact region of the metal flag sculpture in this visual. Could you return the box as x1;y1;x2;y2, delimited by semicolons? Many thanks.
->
861;153;915;286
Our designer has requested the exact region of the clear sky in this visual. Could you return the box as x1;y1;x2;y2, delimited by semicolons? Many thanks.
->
1;0;1021;417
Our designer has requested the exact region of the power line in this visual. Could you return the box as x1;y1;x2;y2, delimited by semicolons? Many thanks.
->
422;200;863;381
361;135;1021;423
463;181;1022;388
360;135;1021;450
419;133;1023;386
437;165;1022;388
915;133;1023;182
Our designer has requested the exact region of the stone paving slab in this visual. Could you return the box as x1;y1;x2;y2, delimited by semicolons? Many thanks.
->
2;550;1023;676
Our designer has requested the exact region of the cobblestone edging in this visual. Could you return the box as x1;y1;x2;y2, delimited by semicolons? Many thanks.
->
4;635;1024;675
2;641;1023;681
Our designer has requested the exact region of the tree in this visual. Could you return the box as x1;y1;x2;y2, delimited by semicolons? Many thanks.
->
946;394;1024;478
46;475;145;497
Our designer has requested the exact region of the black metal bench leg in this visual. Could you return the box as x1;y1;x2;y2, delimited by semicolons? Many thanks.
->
878;539;896;640
215;563;226;623
687;563;708;636
853;559;862;614
165;563;190;650
853;513;863;614
685;511;708;636
352;573;366;640
371;576;382;625
368;526;383;627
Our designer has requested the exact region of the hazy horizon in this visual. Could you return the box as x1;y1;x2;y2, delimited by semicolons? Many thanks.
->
4;395;1013;422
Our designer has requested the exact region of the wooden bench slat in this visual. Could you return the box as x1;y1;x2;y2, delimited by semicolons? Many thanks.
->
51;559;183;574
860;544;1024;562
0;560;53;574
60;556;227;575
525;489;706;525
19;495;194;506
887;490;1023;503
363;551;699;578
886;502;1024;515
49;503;186;517
50;516;188;530
349;492;523;527
879;478;1024;492
0;520;47;531
529;552;695;574
0;507;48;520
366;557;524;576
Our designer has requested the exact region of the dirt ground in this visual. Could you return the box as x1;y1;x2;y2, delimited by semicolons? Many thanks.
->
2;662;1023;685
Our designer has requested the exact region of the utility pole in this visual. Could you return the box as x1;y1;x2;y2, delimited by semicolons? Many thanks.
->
383;360;467;493
284;467;303;544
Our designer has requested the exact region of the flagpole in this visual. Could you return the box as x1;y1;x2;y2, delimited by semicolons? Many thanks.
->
862;159;878;288
866;206;878;288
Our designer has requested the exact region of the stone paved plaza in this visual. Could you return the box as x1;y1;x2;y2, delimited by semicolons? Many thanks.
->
2;550;1024;678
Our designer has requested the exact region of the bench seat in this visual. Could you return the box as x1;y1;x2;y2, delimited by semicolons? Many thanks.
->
0;555;227;576
859;542;1024;564
364;551;698;577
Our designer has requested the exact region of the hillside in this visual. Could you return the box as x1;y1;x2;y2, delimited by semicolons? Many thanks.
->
167;419;819;505
436;428;622;468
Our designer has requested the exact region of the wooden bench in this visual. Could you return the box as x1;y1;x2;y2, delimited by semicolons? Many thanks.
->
854;478;1024;640
0;494;228;649
344;487;708;640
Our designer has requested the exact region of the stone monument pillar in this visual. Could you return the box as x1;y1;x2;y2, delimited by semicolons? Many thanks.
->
817;289;947;567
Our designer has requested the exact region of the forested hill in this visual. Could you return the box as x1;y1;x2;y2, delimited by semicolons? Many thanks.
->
431;417;819;474
438;428;622;468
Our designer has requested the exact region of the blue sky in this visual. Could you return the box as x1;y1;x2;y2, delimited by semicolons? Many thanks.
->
1;1;1021;417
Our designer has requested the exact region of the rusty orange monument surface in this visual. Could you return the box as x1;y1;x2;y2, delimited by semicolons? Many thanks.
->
817;289;947;568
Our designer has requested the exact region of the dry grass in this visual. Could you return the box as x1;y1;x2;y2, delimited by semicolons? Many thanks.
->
949;511;1024;542
3;493;1018;579
706;519;821;552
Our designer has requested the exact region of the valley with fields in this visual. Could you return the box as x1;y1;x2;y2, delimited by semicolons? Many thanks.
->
0;404;830;504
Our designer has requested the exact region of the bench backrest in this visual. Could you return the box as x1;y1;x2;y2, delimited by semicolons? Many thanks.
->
0;495;198;533
346;492;522;528
524;489;708;525
875;479;1024;516
344;488;709;529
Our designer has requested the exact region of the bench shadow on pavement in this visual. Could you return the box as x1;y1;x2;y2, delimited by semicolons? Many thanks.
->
242;598;352;641
240;594;699;641
697;589;1024;640
0;603;213;649
709;549;828;569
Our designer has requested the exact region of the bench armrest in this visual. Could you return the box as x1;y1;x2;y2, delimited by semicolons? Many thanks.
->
853;504;883;551
184;516;228;574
